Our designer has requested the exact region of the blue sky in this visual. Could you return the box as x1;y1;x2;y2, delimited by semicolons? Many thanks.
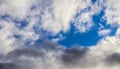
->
1;0;120;69
0;0;118;49
47;3;118;48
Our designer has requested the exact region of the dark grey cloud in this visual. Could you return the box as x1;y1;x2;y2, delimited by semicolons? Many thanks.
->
0;48;44;69
1;41;120;69
60;47;88;65
39;40;58;50
7;47;44;59
0;42;90;69
0;41;62;69
0;63;19;69
106;53;120;64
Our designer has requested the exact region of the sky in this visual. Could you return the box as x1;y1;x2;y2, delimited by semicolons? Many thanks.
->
0;0;120;69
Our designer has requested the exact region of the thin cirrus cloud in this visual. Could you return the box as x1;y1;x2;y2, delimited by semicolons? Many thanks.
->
0;0;120;69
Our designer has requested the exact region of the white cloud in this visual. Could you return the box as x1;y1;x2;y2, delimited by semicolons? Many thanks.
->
0;0;40;53
105;0;120;24
116;28;120;37
40;0;80;34
0;0;120;69
34;0;98;34
0;0;34;20
0;20;16;54
89;36;120;58
73;12;93;33
98;29;111;36
0;0;107;41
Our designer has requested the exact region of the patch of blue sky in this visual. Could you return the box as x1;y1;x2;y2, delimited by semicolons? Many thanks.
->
75;7;91;18
110;26;118;36
47;6;102;48
0;14;10;20
34;38;43;45
24;39;34;46
13;20;29;29
47;7;118;48
0;14;29;29
13;34;22;39
33;25;56;45
33;25;50;36
1;3;117;48
96;8;118;36
91;0;97;3
58;23;101;48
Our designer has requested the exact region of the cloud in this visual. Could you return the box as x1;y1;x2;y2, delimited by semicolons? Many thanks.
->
0;37;120;69
0;0;94;53
0;63;19;69
60;47;88;65
98;29;111;36
105;0;120;24
0;0;34;19
73;12;94;33
0;20;16;53
106;53;120;64
0;0;120;69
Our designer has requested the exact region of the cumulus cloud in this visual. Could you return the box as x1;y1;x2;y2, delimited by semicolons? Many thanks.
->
0;0;120;69
0;0;93;53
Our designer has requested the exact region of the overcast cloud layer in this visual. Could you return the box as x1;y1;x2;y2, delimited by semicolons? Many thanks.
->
0;0;120;69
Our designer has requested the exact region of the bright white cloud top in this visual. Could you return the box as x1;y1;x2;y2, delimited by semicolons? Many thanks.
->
0;0;120;69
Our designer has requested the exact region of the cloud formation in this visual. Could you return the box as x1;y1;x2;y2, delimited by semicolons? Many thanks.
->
0;37;120;69
0;0;120;69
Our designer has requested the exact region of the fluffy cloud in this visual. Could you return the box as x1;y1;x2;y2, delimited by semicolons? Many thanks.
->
0;0;93;53
0;20;16;53
0;0;120;69
105;0;120;24
0;0;34;19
